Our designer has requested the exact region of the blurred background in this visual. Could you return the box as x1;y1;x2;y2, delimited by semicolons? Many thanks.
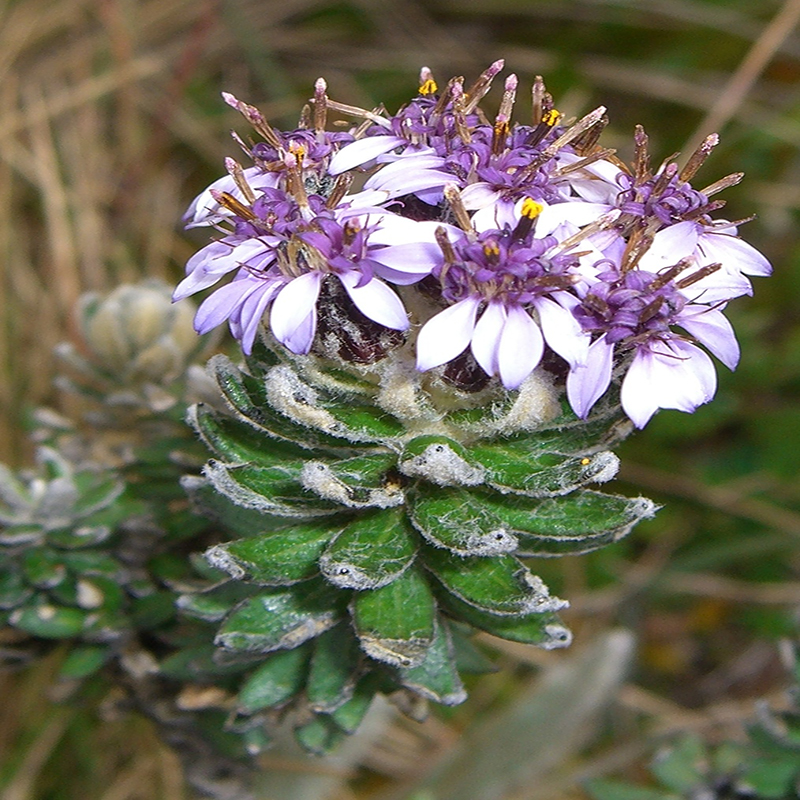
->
1;0;799;797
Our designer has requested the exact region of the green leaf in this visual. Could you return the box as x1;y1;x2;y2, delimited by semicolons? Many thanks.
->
0;569;33;609
448;622;497;674
300;453;403;509
263;363;404;444
71;473;125;517
189;403;307;467
182;475;280;537
423;548;566;616
471;441;619;497
740;757;800;798
399;616;467;706
10;598;89;638
408;487;518;556
331;673;380;734
650;734;706;792
351;566;436;667
399;435;485;487
130;591;177;629
238;644;311;712
46;523;114;549
177;582;256;623
307;623;362;712
584;779;678;800
60;551;123;579
437;591;571;649
215;579;345;653
206;520;343;586
59;645;109;679
478;490;657;557
159;644;258;680
203;460;339;518
294;714;347;755
320;508;417;590
210;356;354;453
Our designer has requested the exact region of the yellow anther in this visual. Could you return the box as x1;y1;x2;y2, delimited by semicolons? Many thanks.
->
521;198;544;219
419;78;438;96
288;141;306;164
483;242;500;258
580;457;591;466
541;108;561;127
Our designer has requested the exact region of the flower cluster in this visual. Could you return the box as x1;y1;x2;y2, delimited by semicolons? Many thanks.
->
177;64;770;428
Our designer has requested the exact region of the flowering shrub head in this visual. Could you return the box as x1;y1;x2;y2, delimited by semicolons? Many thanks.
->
178;63;769;429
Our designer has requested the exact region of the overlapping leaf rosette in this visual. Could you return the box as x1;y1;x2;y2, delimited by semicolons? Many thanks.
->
0;448;146;675
172;63;770;752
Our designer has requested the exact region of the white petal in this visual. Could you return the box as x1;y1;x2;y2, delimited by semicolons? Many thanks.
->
698;231;772;277
470;301;506;377
567;335;614;418
239;281;283;354
620;350;662;428
369;242;442;281
269;271;322;349
367;168;453;198
497;306;544;390
328;135;406;175
282;307;318;355
364;155;445;184
535;202;612;238
533;295;589;368
174;238;272;300
677;306;740;370
338;272;409;330
460;183;502;210
637;221;700;272
193;278;261;334
416;297;480;372
622;339;717;428
184;168;279;228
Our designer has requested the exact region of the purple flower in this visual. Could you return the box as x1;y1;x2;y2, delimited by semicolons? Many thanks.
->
416;200;591;388
566;264;741;427
177;187;447;354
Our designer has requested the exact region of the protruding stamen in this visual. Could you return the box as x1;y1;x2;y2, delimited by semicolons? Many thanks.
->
676;262;721;289
700;172;744;197
221;92;283;149
572;114;608;155
419;66;438;96
225;157;256;204
463;59;504;115
435;225;458;287
450;80;472;144
633;125;651;184
210;189;256;221
620;227;654;272
531;75;546;125
680;133;719;183
491;74;517;156
651;161;679;198
313;77;328;135
549;211;618;255
326;173;354;209
511;198;543;241
543;106;607;160
324;99;393;129
552;148;617;179
638;296;664;325
650;258;692;290
444;184;474;235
